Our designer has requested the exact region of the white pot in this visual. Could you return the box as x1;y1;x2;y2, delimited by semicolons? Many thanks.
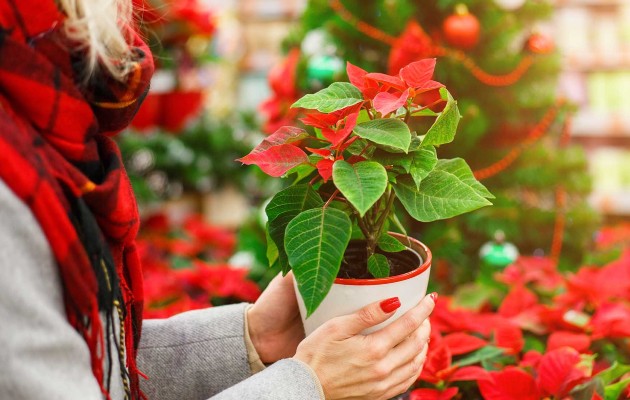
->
294;233;432;336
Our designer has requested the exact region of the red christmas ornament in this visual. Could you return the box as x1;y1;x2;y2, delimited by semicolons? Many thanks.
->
527;33;554;54
443;4;480;50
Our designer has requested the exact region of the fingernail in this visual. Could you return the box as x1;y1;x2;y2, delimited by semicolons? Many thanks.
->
429;292;438;303
380;297;401;313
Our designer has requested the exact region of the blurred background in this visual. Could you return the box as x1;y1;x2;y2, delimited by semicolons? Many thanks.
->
123;2;630;396
122;0;629;315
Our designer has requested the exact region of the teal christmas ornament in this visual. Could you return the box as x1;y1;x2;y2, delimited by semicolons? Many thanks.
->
306;55;344;87
479;230;519;268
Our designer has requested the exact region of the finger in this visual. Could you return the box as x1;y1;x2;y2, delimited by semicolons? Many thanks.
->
381;319;431;371
382;344;429;400
332;296;401;337
369;292;436;348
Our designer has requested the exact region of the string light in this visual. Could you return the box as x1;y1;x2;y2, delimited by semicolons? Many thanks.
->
473;99;565;180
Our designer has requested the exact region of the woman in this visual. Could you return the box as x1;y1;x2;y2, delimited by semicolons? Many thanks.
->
0;0;434;399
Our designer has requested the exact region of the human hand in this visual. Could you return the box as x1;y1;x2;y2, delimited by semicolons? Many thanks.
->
294;293;436;400
247;272;304;363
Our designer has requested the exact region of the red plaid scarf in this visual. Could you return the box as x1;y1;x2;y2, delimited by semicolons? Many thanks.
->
0;1;153;398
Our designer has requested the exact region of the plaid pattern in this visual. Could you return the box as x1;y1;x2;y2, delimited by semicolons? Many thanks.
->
0;1;153;398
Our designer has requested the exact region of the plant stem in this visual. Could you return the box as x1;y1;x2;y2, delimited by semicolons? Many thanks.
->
404;107;411;124
309;175;320;186
365;188;396;256
356;213;371;240
323;189;339;209
390;212;408;237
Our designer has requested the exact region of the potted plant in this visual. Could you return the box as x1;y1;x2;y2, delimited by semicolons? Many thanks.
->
238;59;493;334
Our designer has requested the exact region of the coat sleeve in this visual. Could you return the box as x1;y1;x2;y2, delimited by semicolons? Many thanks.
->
0;180;104;399
137;304;325;400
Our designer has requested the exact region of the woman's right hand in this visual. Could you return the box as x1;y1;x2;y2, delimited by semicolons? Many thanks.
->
293;293;436;400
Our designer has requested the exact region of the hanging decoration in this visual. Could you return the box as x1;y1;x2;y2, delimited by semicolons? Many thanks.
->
442;4;481;50
330;0;534;87
526;32;555;54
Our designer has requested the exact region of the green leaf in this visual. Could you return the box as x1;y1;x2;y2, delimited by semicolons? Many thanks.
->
332;160;388;217
285;207;352;316
454;346;505;367
605;377;630;400
597;362;630;385
410;146;438;188
377;233;407;253
265;226;279;267
353;118;412;153
266;185;323;274
286;162;317;184
421;88;461;147
393;159;493;222
371;149;412;173
368;253;390;278
291;82;363;113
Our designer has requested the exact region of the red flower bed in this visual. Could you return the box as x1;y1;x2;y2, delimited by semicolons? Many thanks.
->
411;248;630;399
138;213;261;319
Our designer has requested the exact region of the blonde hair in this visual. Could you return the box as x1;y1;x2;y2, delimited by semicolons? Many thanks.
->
57;0;134;81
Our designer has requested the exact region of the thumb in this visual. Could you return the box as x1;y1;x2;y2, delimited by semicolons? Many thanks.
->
336;297;401;337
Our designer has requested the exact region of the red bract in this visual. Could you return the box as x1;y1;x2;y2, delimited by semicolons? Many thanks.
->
498;285;544;333
388;21;435;75
536;347;591;398
409;387;459;400
420;341;457;384
493;323;524;355
443;332;487;355
261;49;301;133
589;302;630;339
171;0;216;36
478;367;540;400
236;126;310;177
547;331;592;353
496;256;564;291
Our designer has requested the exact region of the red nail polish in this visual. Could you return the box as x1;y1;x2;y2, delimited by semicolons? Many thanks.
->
429;292;438;303
380;297;401;313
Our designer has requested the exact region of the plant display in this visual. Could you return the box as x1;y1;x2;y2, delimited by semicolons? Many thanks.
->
137;213;261;319
239;59;493;315
408;248;630;399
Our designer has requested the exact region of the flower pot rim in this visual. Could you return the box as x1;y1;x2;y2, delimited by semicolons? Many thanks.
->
334;233;432;286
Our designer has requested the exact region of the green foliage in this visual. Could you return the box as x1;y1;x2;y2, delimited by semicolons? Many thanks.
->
291;82;363;113
394;159;494;222
354;119;412;153
368;253;390;278
332;161;388;217
285;207;352;316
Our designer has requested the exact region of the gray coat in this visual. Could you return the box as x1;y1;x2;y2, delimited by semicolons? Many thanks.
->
0;179;324;400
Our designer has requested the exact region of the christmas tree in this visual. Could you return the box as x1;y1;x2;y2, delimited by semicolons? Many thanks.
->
264;0;600;285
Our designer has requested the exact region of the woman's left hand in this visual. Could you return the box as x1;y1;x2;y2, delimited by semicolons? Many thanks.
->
247;271;304;363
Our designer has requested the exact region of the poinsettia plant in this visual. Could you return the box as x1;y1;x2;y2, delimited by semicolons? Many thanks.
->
238;59;493;315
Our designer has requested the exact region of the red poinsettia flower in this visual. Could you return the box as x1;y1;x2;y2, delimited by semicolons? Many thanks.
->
171;0;216;36
557;252;630;308
420;337;490;385
589;302;630;339
346;59;444;116
478;367;540;400
493;323;525;356
388;20;435;75
300;103;362;147
261;49;302;133
536;347;592;398
496;256;564;292
498;284;545;334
